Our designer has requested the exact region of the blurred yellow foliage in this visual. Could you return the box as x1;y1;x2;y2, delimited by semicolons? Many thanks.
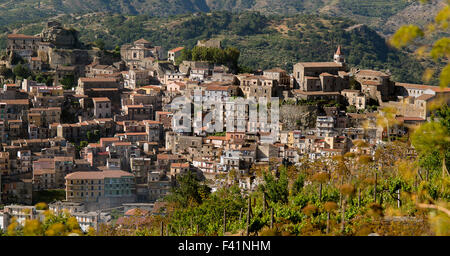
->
389;25;424;48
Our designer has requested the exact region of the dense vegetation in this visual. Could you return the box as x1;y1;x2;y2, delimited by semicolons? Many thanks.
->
0;0;414;28
177;46;241;70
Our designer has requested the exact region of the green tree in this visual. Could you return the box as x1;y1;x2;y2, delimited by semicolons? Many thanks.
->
260;167;289;204
60;74;75;90
0;66;13;79
94;39;106;51
13;64;32;80
166;171;211;207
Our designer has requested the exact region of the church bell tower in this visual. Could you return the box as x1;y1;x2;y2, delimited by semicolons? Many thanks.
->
334;45;345;65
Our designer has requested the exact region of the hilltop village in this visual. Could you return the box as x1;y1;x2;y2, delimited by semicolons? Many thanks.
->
0;22;449;232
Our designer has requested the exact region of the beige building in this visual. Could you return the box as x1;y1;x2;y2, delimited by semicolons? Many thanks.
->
382;83;450;120
263;68;290;86
65;170;136;211
92;97;111;119
341;89;366;110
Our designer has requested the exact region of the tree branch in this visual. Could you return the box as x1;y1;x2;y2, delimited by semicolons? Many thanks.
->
417;203;450;217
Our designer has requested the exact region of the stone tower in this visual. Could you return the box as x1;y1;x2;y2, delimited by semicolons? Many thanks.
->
334;45;345;64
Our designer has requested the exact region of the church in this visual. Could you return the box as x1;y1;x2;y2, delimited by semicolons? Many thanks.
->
293;46;349;93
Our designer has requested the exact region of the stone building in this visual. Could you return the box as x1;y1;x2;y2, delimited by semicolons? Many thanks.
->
121;39;163;69
293;47;348;92
6;34;41;58
197;39;222;49
381;83;450;120
236;74;278;99
263;68;290;86
354;69;395;102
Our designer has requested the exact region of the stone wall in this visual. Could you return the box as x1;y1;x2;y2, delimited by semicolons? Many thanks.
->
280;105;318;131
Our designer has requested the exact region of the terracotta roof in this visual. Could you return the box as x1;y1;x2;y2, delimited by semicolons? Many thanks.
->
297;62;343;68
100;137;120;142
335;45;342;55
360;80;382;86
395;116;426;122
125;104;145;108
7;34;39;39
112;142;132;146
143;120;161;124
34;169;55;175
171;162;189;168
396;82;450;92
156;111;172;115
264;68;286;73
415;94;435;101
54;156;74;162
356;70;389;77
207;136;227;141
79;77;117;82
134;38;151;44
65;170;134;180
89;88;119;91
205;85;232;91
92;97;110;102
0;99;29;105
157;154;182;160
293;90;340;96
169;47;185;53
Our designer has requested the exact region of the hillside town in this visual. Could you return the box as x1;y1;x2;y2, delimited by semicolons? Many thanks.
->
0;22;448;233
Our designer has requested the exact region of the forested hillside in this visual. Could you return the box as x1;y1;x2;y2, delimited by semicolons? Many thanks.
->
2;11;434;84
0;0;444;36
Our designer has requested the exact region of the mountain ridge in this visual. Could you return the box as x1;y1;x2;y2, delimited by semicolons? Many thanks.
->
0;0;444;37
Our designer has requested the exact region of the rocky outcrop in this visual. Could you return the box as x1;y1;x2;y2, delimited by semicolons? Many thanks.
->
280;105;318;131
47;49;96;68
40;21;82;49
